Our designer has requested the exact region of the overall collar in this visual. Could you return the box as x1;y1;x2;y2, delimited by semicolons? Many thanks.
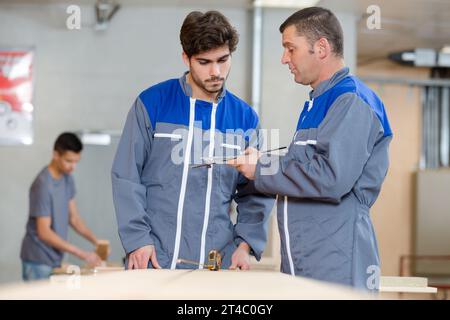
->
179;71;226;104
309;67;350;100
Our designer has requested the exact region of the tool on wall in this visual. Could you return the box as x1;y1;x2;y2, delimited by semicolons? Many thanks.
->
95;0;120;31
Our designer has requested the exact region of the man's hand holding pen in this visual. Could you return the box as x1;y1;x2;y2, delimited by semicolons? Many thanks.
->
227;147;261;180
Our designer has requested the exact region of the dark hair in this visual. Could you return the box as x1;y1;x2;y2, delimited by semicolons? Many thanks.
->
180;10;239;58
54;132;83;154
279;7;343;57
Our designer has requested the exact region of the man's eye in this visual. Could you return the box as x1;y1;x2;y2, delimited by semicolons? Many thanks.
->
199;61;208;65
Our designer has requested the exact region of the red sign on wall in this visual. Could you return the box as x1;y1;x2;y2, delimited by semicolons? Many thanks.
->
0;49;34;145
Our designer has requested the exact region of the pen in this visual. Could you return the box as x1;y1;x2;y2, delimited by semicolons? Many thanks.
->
191;146;287;169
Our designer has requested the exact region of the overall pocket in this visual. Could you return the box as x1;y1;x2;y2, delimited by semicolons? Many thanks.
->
291;128;318;162
144;131;184;186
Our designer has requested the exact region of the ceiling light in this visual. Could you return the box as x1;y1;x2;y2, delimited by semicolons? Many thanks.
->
253;0;320;8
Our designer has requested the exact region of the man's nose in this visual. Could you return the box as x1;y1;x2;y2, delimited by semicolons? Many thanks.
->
210;63;220;77
281;50;289;64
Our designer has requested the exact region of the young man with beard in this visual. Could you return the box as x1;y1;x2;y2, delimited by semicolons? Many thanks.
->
112;11;274;271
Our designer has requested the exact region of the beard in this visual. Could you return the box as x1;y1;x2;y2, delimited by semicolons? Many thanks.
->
190;71;226;94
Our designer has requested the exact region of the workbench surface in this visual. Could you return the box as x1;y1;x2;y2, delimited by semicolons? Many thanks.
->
0;269;370;300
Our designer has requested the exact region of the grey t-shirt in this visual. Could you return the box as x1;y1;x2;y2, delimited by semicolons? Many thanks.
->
20;167;76;267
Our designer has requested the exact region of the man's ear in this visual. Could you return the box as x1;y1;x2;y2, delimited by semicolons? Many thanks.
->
316;37;330;60
52;150;59;161
182;51;190;68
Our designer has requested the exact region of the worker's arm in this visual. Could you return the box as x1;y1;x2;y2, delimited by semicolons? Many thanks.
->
233;174;274;262
36;216;101;267
68;199;98;245
112;98;160;269
254;93;389;203
232;123;275;264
